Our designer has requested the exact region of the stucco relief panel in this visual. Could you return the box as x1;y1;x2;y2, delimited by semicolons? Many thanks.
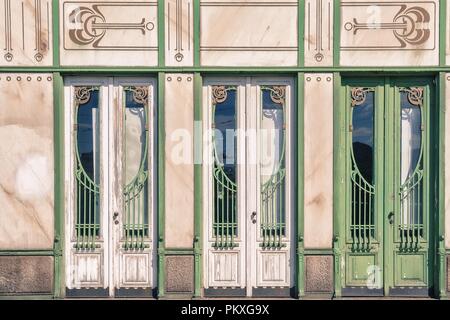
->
60;0;158;66
0;0;53;66
340;0;438;66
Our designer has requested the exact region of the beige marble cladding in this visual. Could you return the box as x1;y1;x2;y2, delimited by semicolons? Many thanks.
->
304;73;333;249
0;74;54;250
165;74;194;248
165;0;193;66
200;0;297;66
0;0;53;66
59;0;158;66
446;74;450;248
340;0;439;66
305;0;333;66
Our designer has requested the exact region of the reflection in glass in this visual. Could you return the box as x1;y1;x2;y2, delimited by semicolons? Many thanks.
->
352;91;374;184
212;87;237;247
75;87;100;247
260;87;286;248
350;88;375;249
399;89;424;247
123;88;149;249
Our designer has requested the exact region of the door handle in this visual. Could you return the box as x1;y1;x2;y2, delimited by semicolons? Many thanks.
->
388;212;395;225
250;211;257;224
113;212;119;225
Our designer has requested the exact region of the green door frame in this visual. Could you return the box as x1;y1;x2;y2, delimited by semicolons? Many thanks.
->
335;75;439;297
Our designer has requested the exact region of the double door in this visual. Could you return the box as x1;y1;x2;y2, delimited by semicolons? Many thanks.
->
341;77;434;296
203;77;294;297
64;77;156;297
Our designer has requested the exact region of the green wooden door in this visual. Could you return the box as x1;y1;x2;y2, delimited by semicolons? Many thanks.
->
341;77;434;297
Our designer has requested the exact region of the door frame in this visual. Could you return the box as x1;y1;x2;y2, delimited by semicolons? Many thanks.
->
63;76;158;297
201;76;296;297
334;75;438;297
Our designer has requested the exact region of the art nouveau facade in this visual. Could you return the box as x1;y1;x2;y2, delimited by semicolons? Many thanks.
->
0;0;450;299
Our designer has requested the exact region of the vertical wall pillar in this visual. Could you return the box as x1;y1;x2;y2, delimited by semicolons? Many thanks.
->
0;74;55;296
303;73;334;296
162;73;196;297
443;73;450;298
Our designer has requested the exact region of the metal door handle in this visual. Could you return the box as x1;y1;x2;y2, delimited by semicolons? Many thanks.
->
113;212;119;224
250;211;257;224
388;212;395;225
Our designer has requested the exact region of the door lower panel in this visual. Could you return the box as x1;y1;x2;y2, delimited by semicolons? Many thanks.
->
114;287;155;298
65;288;109;298
252;287;292;297
388;287;430;296
341;287;384;297
204;288;246;297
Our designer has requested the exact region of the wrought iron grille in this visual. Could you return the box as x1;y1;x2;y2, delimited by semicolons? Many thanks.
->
211;86;238;248
398;87;424;251
74;86;100;250
122;86;150;250
349;87;375;251
260;86;286;248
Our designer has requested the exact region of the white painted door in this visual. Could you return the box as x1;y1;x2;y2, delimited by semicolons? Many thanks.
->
203;77;294;297
64;77;156;297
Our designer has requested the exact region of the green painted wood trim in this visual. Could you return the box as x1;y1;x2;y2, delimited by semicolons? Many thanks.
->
438;72;447;299
304;250;334;255
3;67;450;73
158;0;165;67
0;251;54;256
296;72;305;298
52;0;60;67
333;72;343;297
194;0;200;67
384;76;394;295
164;250;195;255
440;0;447;66
388;77;435;295
193;72;203;297
333;1;340;67
297;1;305;67
157;72;166;298
160;293;193;299
53;72;64;299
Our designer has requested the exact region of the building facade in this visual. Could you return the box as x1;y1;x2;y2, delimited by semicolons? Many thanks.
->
0;0;449;299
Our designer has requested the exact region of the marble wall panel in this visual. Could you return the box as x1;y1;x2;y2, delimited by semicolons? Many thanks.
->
0;74;54;250
199;0;298;66
304;73;333;249
164;73;194;248
340;0;439;66
59;0;158;66
0;0;53;66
